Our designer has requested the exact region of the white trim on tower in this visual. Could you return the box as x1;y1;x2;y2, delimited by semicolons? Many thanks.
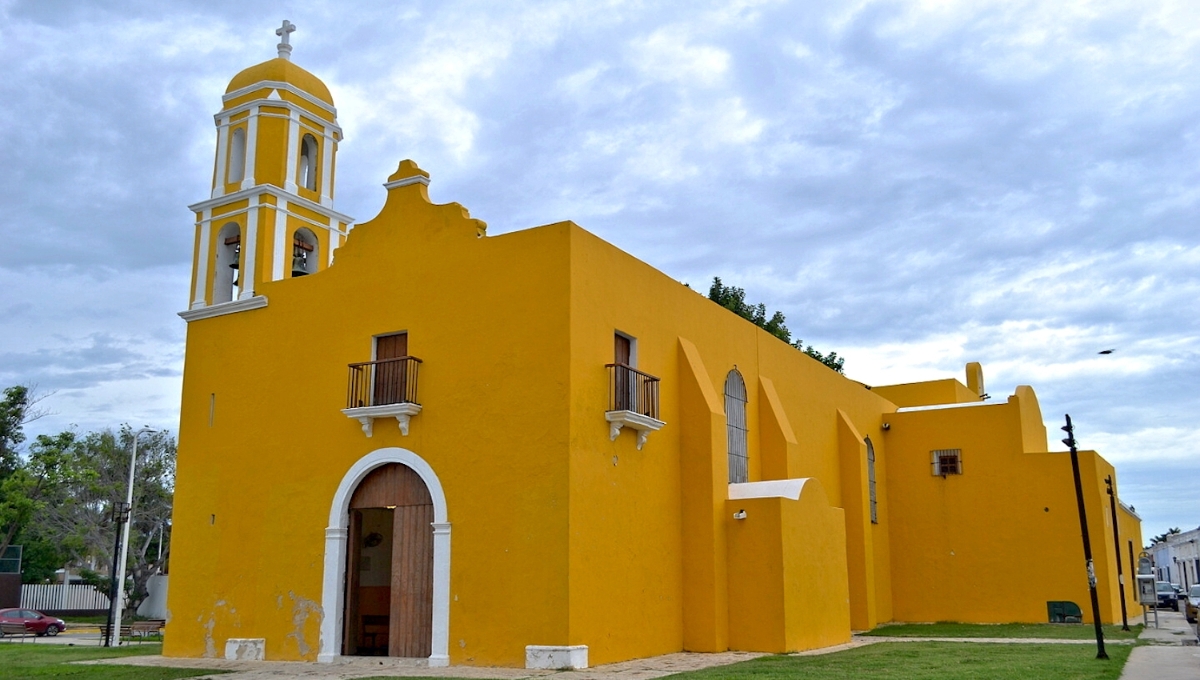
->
238;195;259;300
212;119;229;199
320;129;334;206
272;199;289;281
241;106;259;190
191;211;212;309
318;447;450;667
285;110;300;193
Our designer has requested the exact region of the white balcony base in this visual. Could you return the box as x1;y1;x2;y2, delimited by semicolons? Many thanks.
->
605;410;665;450
342;403;422;437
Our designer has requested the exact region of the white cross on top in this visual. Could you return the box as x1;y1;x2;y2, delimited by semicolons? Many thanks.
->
276;20;296;45
275;20;296;60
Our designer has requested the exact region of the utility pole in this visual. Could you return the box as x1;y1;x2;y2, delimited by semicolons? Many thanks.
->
1062;414;1107;660
103;502;130;647
1105;475;1130;631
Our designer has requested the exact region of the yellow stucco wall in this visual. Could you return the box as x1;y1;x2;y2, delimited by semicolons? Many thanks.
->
884;389;1131;625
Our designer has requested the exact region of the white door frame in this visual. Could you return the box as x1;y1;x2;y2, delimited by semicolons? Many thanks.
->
318;447;450;666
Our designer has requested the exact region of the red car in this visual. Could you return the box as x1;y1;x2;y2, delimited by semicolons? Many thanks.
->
0;608;66;636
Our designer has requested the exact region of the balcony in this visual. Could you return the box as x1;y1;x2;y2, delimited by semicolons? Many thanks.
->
605;363;665;450
342;356;423;437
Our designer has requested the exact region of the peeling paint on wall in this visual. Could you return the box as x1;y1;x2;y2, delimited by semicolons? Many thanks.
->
201;615;216;658
285;591;323;658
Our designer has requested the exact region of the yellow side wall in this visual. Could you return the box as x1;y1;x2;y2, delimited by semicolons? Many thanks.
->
885;391;1127;624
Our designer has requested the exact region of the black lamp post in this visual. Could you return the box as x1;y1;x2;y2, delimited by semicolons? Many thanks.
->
1062;414;1107;660
103;502;131;648
1105;475;1130;631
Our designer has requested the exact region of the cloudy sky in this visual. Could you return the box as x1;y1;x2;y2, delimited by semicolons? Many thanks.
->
0;0;1196;541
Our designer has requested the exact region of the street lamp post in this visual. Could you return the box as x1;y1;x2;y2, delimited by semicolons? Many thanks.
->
109;428;156;647
1105;475;1130;631
1062;414;1107;660
102;501;130;647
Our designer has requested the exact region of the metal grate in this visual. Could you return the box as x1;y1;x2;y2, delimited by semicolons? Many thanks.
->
866;438;878;523
931;449;962;476
725;370;748;484
605;364;661;419
347;356;423;409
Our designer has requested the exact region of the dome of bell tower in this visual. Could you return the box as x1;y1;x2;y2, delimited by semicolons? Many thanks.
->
225;57;334;106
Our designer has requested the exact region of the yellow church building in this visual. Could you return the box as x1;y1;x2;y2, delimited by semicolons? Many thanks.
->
165;26;1144;668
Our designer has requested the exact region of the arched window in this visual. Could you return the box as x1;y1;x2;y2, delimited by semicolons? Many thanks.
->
299;134;318;191
213;222;241;303
227;128;246;184
866;437;878;524
725;369;748;484
292;227;318;277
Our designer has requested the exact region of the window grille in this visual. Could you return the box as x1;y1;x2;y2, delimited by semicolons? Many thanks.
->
725;370;748;484
866;437;878;523
931;449;962;476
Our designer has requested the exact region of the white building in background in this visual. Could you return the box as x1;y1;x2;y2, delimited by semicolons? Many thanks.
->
1150;526;1200;588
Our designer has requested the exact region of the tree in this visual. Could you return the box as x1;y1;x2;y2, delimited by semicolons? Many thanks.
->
0;431;91;563
707;277;845;373
25;427;174;614
1148;528;1181;547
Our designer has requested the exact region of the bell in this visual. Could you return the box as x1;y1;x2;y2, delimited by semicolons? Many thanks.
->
229;244;241;286
291;249;308;277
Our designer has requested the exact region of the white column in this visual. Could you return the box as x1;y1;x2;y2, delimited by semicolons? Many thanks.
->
317;526;349;664
240;107;259;191
430;522;452;667
320;129;335;206
272;199;289;281
212;118;229;198
238;196;259;299
284;109;300;193
191;211;212;309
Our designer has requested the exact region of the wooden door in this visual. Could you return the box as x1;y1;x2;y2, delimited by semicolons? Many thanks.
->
614;333;633;411
374;333;408;405
347;463;433;658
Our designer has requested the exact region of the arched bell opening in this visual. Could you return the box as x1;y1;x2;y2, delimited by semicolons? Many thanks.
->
299;133;319;192
342;463;434;658
292;227;318;277
213;222;241;304
227;127;246;184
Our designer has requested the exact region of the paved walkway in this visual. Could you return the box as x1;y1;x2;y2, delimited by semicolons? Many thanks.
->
81;651;767;680
1118;608;1200;680
71;619;1187;680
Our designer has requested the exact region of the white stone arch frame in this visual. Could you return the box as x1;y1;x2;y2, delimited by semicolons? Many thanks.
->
318;447;450;666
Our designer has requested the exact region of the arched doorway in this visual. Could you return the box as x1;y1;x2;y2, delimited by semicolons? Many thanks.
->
343;463;433;657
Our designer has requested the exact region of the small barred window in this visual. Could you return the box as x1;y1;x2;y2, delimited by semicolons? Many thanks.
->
931;449;962;476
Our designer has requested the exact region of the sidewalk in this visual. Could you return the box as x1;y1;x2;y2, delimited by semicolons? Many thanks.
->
1118;608;1200;680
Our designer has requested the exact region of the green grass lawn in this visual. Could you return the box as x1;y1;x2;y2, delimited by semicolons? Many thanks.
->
862;622;1142;641
0;643;224;679
663;642;1132;680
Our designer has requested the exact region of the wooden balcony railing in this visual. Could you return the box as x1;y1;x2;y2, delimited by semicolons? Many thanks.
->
346;356;423;409
606;363;661;419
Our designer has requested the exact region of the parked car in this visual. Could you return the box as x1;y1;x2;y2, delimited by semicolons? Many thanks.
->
0;608;65;636
1156;581;1180;610
1186;585;1200;624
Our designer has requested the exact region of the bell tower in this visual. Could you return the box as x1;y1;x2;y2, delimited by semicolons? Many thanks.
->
181;20;353;320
